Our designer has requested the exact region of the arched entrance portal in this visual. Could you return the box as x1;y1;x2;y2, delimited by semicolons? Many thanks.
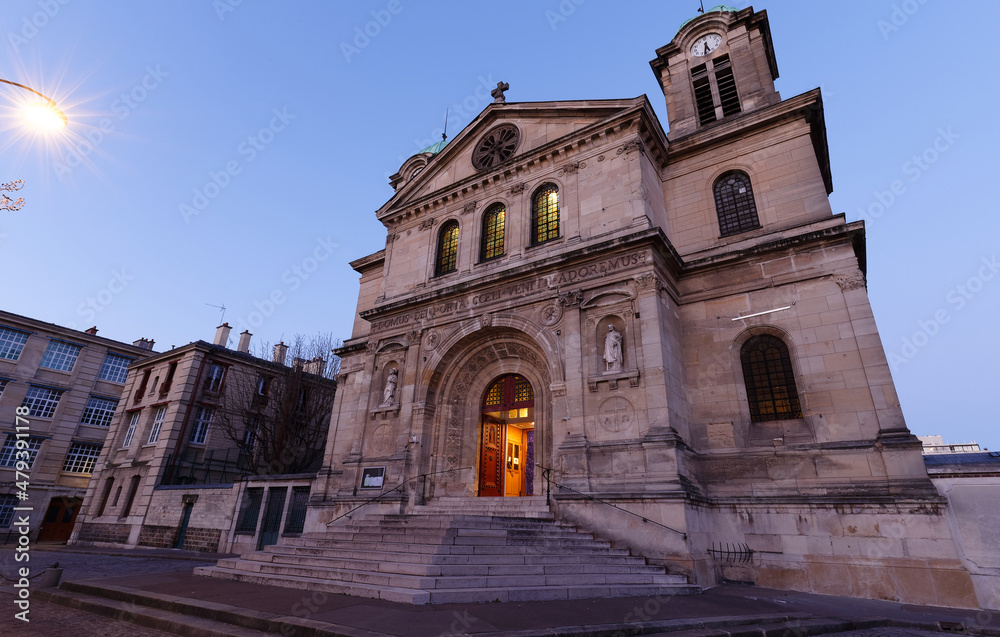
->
478;374;535;497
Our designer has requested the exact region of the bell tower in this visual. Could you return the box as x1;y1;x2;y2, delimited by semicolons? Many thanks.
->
650;5;780;139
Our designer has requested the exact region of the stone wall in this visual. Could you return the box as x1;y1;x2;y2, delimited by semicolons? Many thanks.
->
76;522;131;545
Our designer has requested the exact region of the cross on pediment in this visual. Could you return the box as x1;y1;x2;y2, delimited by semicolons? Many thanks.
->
491;81;509;104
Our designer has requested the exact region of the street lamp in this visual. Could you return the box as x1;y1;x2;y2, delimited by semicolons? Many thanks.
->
0;77;68;130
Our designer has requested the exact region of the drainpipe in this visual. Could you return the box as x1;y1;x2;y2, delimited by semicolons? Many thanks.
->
166;351;209;483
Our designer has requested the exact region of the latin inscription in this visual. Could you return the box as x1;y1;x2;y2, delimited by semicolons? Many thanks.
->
369;249;648;333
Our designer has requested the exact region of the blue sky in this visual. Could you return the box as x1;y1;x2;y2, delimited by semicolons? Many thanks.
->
1;1;997;447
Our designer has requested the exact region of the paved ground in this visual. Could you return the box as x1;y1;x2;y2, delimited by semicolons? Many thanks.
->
0;546;220;637
2;545;998;636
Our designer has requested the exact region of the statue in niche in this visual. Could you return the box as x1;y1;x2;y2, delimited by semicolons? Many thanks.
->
380;367;398;407
603;325;623;373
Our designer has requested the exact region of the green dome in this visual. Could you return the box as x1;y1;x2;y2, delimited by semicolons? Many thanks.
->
419;139;448;154
674;4;739;37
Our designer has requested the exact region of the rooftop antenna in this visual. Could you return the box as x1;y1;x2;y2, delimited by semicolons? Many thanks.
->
697;1;704;13
205;302;227;324
442;108;448;142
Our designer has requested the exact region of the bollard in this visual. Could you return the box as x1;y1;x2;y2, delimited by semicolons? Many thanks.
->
36;567;63;589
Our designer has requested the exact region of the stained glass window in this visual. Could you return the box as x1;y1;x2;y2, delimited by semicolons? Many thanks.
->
741;335;802;422
480;203;505;261
435;221;459;275
531;184;559;245
714;171;760;237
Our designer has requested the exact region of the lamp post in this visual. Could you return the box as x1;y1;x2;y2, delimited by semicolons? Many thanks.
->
1;77;67;211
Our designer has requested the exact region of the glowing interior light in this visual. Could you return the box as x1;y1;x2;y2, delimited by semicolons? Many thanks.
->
22;101;68;130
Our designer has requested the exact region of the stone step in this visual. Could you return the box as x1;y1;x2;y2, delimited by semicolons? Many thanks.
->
198;505;698;604
257;545;651;567
196;565;699;605
260;551;677;579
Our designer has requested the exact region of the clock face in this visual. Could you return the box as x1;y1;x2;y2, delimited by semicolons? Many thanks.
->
691;33;722;57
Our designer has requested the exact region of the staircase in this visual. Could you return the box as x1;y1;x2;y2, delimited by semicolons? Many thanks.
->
195;496;698;604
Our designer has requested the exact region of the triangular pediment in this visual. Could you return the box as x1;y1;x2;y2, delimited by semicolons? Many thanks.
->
378;97;658;220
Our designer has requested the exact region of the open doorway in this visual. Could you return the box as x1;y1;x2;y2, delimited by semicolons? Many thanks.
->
478;374;535;497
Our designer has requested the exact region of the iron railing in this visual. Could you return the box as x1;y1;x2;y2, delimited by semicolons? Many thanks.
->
537;464;687;539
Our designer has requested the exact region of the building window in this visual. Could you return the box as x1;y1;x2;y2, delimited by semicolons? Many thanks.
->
235;487;264;534
741;335;803;422
96;477;114;516
0;435;44;469
0;494;17;527
0;327;29;361
62;442;103;474
714;171;760;237
243;414;262;450
160;362;177;397
99;353;134;384
122;411;141;447
531;184;559;245
435;221;459;275
120;475;141;517
20;386;64;419
0;379;7;399
147;406;167;444
691;53;741;126
283;486;310;534
480;203;506;261
81;396;119;427
39;340;82;372
204;363;225;393
190;407;212;444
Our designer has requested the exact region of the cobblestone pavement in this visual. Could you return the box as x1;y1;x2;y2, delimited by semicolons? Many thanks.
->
1;549;215;636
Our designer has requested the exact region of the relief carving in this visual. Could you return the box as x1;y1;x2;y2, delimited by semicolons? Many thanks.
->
539;303;563;326
557;289;583;307
509;182;526;195
616;138;643;155
419;218;436;230
602;325;624;374
405;328;421;346
633;272;660;294
834;273;866;291
479;313;494;329
462;201;477;215
365;341;378;353
597;397;635;434
424;330;441;350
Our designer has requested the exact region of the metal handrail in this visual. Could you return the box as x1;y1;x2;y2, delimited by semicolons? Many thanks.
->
325;467;471;526
537;464;687;539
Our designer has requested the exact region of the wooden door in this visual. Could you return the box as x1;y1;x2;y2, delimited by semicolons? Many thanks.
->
36;497;81;543
478;416;504;497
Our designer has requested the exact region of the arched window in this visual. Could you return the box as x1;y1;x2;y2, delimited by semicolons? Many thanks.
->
714;171;760;237
435;220;459;275
480;203;505;261
531;184;559;245
741;335;803;422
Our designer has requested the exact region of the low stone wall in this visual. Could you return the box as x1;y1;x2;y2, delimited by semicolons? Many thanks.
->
76;522;131;545
138;524;221;552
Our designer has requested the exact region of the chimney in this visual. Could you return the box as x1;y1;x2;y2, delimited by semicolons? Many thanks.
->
237;330;252;353
273;341;288;365
132;337;154;350
85;326;98;335
303;356;325;375
293;357;305;370
214;322;232;347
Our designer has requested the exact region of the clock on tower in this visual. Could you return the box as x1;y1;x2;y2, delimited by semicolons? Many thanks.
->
650;5;780;139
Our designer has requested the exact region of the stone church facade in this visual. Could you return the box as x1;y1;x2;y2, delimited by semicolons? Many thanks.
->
304;6;982;608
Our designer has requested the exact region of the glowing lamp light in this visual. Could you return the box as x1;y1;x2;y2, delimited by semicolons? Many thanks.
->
22;101;68;130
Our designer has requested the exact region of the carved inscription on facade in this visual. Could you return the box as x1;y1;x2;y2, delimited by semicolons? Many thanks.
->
366;250;649;333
